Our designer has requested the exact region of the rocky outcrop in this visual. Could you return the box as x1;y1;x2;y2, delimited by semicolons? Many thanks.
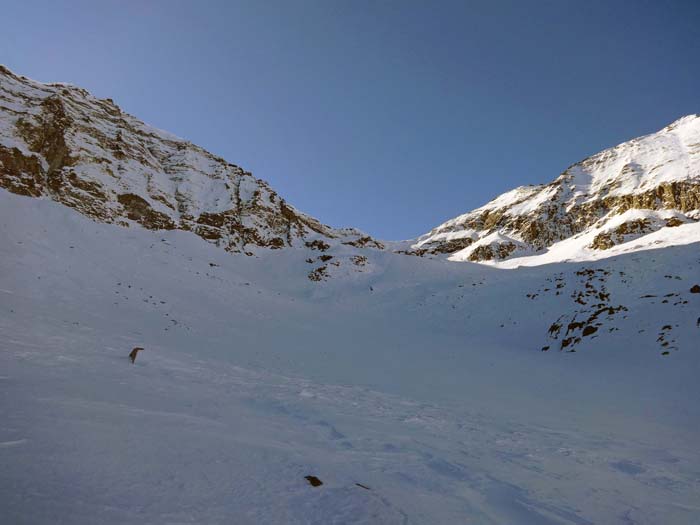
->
0;145;45;197
342;236;385;250
589;218;653;250
467;241;517;262
117;193;175;230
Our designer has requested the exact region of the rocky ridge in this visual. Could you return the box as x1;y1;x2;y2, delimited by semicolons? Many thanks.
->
0;65;379;258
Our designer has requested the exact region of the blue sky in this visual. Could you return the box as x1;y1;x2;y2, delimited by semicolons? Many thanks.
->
2;0;699;239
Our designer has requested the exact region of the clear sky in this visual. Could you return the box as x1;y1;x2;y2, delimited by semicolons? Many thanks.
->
2;1;699;239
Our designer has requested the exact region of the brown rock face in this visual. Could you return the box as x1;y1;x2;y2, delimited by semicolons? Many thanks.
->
16;95;75;173
589;218;653;250
428;238;474;255
0;145;45;197
117;193;175;230
467;241;517;262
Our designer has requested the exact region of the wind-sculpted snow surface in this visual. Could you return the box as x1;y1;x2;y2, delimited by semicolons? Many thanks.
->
414;115;700;264
2;191;700;524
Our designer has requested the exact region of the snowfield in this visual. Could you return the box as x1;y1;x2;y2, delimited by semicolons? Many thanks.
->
2;189;700;524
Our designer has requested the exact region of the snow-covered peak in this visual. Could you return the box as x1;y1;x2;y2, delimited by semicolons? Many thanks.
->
0;64;379;259
414;115;700;265
557;113;699;201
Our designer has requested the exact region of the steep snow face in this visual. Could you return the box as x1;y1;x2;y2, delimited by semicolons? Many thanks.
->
414;115;700;264
0;65;378;255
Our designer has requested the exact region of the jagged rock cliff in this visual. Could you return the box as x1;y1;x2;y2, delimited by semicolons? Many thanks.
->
413;115;700;264
0;65;377;255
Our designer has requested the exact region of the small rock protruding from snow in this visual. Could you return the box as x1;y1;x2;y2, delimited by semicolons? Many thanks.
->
304;475;323;487
129;347;144;364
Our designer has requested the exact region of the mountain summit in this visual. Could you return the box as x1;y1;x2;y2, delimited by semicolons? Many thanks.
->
413;115;700;266
0;65;380;256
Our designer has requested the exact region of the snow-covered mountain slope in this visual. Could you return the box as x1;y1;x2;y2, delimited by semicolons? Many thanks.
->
2;190;700;524
0;65;382;260
3;63;697;273
2;65;700;524
413;115;700;265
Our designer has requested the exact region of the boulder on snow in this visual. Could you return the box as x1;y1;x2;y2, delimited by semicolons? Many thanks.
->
129;347;144;363
305;475;323;487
